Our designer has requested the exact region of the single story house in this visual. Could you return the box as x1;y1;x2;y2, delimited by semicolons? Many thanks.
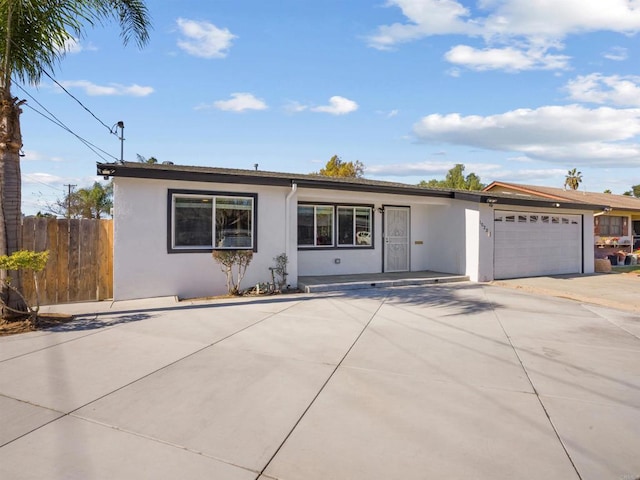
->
484;182;640;262
98;162;606;300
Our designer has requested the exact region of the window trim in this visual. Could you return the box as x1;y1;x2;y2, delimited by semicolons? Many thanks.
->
598;215;623;236
167;189;258;253
297;202;374;250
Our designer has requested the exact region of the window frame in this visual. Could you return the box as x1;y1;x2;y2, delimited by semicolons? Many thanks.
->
598;215;622;236
167;189;258;253
297;202;374;250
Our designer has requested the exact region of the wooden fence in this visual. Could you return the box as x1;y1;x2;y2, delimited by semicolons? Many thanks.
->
21;218;113;305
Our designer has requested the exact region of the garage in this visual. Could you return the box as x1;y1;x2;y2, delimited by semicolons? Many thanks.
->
494;210;582;279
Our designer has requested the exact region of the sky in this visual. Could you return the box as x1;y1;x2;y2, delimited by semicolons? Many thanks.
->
16;0;640;215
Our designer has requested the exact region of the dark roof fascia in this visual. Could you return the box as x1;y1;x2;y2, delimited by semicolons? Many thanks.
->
97;163;453;199
97;163;606;210
455;191;607;211
291;178;452;198
99;163;292;187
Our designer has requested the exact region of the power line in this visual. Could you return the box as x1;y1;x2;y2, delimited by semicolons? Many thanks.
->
14;81;119;163
64;184;77;219
41;69;115;134
27;178;65;193
21;102;117;162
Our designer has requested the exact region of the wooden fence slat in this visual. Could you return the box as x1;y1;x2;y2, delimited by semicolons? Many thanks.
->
20;217;36;304
77;220;95;300
67;220;80;302
44;219;59;305
97;219;113;300
18;218;113;306
56;219;70;304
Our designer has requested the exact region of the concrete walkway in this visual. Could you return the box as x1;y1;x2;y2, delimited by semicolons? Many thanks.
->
1;283;639;479
494;270;640;313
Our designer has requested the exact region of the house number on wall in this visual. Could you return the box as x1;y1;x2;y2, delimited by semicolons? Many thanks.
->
480;220;492;237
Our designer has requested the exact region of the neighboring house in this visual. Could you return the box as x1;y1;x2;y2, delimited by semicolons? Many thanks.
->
484;182;640;260
98;163;605;300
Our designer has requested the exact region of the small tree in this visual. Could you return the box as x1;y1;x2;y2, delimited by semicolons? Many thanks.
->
316;155;364;178
272;253;288;291
418;164;485;190
0;250;48;324
212;250;253;295
48;181;113;219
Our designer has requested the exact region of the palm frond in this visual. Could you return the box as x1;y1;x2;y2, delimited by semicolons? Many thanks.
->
0;0;151;87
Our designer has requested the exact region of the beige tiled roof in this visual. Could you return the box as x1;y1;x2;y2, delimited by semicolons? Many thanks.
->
484;182;640;212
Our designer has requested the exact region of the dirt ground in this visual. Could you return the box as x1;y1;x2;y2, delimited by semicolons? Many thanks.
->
0;314;75;336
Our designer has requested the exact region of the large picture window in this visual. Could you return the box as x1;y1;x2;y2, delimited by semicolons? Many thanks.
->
298;204;373;248
169;190;256;252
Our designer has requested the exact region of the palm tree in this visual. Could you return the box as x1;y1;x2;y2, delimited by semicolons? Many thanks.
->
75;181;113;219
564;168;583;190
0;1;150;316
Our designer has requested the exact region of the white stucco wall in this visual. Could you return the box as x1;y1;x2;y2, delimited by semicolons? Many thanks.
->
112;176;597;300
421;201;468;275
296;188;452;277
583;213;595;274
472;205;596;282
113;177;292;300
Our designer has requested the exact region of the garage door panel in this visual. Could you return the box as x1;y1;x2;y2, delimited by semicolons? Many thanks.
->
494;210;582;279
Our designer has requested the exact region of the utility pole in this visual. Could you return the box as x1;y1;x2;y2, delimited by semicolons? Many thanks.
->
113;121;125;163
64;184;76;219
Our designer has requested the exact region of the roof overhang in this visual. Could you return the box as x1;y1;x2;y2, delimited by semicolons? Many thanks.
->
98;162;607;211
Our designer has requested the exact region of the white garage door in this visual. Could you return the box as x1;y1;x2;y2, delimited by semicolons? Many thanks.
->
494;210;582;279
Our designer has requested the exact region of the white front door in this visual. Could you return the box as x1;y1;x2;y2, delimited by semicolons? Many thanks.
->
384;207;410;272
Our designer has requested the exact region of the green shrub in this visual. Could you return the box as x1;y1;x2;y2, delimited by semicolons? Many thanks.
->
0;250;49;323
212;250;253;295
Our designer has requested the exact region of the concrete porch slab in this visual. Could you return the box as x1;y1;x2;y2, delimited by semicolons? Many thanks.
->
298;271;469;293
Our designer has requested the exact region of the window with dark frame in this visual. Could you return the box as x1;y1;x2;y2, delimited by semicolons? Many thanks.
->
297;205;334;247
170;191;256;252
298;204;373;248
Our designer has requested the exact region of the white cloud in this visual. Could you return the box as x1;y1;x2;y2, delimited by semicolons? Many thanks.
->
176;18;236;59
59;80;154;97
283;101;308;113
23;173;67;186
21;150;44;161
367;0;477;50
565;74;640;107
488;167;569;182
55;37;97;55
603;46;628;61
22;150;65;162
63;38;82;54
208;93;268;112
413;104;640;166
367;161;454;176
310;96;359;115
369;0;640;71
445;44;569;71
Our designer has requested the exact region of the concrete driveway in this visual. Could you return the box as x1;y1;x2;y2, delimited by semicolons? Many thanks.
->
1;283;639;479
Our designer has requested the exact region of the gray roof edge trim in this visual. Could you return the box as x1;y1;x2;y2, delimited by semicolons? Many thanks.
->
97;163;454;199
456;191;607;210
